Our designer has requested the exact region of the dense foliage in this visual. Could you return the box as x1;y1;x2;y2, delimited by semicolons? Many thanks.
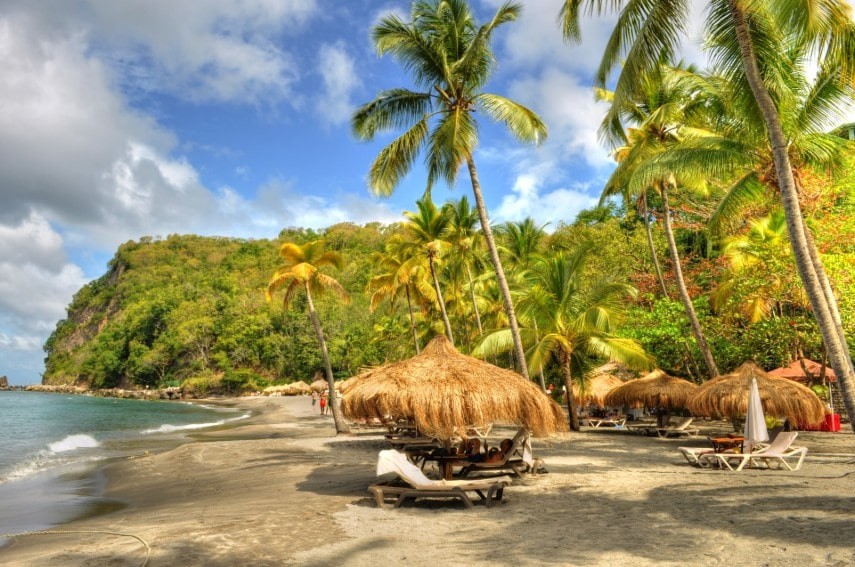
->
42;151;853;393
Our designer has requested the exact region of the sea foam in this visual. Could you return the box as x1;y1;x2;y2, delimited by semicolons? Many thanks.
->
48;434;100;453
140;412;250;434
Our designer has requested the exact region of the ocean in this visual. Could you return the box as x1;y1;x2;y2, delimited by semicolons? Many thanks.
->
0;391;249;542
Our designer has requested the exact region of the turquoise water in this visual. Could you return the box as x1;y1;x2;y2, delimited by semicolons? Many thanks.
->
0;391;249;539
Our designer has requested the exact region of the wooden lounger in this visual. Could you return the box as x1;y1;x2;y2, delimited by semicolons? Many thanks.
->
368;479;505;509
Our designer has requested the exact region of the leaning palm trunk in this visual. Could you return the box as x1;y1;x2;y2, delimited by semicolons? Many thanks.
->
428;256;454;344
465;264;484;335
405;286;420;354
728;1;855;429
560;352;581;431
305;285;349;434
641;193;670;298
467;157;530;379
660;181;719;377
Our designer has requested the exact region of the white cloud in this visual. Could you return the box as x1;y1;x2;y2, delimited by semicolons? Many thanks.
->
0;214;87;347
215;179;401;235
315;42;361;126
493;168;598;227
84;0;318;105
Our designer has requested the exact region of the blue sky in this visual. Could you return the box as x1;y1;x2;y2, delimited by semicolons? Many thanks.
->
2;1;851;385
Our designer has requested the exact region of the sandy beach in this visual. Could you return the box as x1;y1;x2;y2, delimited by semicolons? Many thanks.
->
2;395;854;567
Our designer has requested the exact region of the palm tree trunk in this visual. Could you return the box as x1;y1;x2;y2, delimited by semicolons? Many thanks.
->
641;192;669;298
532;320;548;391
305;285;349;434
429;256;455;344
560;352;581;432
465;264;484;335
467;157;530;379
660;181;719;377
728;0;855;430
405;286;420;354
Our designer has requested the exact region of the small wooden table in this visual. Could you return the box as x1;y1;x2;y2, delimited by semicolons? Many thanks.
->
427;454;469;480
709;436;744;453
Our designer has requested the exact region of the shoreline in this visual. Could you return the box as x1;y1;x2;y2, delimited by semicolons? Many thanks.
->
1;397;854;566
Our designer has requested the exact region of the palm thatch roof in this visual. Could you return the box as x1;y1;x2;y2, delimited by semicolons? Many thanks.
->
341;335;567;439
309;379;329;392
689;362;825;427
288;381;312;394
573;372;625;408
603;369;698;410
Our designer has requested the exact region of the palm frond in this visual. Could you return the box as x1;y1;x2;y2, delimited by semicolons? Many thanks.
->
477;93;548;144
352;89;434;139
368;119;430;197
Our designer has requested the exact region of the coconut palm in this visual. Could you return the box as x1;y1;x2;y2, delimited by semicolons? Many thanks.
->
368;235;435;354
476;243;653;431
599;62;720;377
444;196;486;337
497;218;550;389
559;0;855;425
266;240;351;434
712;211;809;325
352;0;548;379
401;197;455;343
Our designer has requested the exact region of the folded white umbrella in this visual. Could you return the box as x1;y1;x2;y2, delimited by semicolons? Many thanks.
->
743;377;770;454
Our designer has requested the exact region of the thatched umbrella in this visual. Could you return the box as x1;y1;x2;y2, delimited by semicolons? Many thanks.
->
288;381;312;395
341;336;567;439
604;369;698;426
309;379;328;392
573;373;624;409
689;361;825;428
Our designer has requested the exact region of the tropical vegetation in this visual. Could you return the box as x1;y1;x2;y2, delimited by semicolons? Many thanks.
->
40;0;855;430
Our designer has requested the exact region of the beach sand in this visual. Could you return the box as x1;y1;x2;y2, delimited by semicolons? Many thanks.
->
2;396;854;566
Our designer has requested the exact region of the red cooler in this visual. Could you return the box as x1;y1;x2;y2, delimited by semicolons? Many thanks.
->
823;413;841;432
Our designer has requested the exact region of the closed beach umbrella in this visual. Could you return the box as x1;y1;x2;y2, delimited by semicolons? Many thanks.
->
604;369;698;426
743;377;769;454
341;335;567;440
689;362;825;428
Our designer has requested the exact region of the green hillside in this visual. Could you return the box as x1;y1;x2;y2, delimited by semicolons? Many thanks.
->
41;158;854;395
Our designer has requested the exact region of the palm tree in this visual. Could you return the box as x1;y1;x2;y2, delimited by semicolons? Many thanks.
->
712;211;807;324
559;0;855;425
402;198;455;343
444;196;486;337
352;0;548;379
497;218;551;389
368;235;435;354
266;240;351;434
599;62;720;377
477;243;652;430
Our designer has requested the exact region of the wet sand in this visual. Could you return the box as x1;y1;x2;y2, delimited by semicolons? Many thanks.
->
1;396;854;566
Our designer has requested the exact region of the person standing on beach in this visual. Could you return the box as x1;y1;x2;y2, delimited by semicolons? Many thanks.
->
319;392;327;415
311;391;319;410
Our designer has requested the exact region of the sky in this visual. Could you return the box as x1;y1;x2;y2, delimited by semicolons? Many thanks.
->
1;1;852;385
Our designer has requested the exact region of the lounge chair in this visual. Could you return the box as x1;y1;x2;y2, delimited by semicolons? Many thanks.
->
677;445;717;466
458;429;533;478
655;417;700;438
369;449;510;509
698;432;807;471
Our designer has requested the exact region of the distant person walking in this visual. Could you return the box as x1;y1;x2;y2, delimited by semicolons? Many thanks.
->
319;392;327;415
311;391;319;410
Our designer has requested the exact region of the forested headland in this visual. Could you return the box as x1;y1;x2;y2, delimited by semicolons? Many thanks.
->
42;150;854;396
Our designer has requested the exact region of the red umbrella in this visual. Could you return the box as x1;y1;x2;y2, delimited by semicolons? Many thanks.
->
768;359;836;383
